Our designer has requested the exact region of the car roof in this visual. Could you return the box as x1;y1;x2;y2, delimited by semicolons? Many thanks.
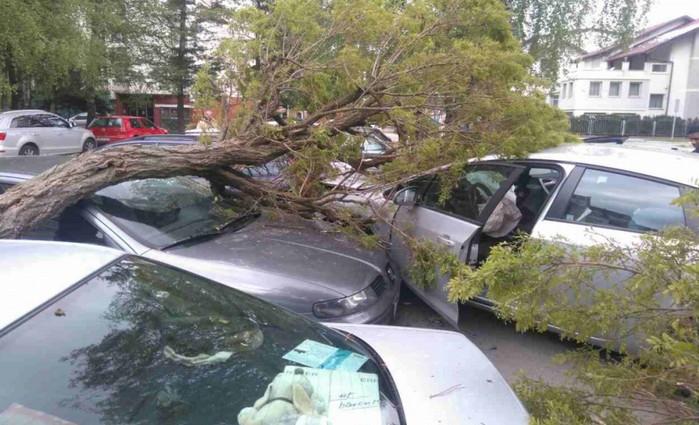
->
529;143;699;187
0;110;50;120
0;155;72;179
98;137;197;150
94;115;146;119
0;240;123;330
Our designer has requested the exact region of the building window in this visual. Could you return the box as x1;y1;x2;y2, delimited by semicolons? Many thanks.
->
651;64;667;72
609;81;621;97
629;58;645;70
561;84;567;98
629;82;642;97
589;81;602;97
649;94;665;109
569;82;574;98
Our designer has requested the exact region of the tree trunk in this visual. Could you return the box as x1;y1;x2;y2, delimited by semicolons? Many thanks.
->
176;0;187;133
0;141;282;238
86;86;97;126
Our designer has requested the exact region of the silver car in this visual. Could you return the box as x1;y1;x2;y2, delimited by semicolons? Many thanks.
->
0;156;399;324
0;240;528;424
389;144;698;342
68;112;89;128
0;110;96;156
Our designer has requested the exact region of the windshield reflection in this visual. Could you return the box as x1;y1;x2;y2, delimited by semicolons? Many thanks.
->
91;177;250;248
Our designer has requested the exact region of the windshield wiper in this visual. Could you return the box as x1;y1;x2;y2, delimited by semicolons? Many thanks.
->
214;211;260;232
161;212;260;250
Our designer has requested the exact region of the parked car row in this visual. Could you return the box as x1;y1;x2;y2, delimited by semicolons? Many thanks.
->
0;110;170;157
0;110;96;156
1;135;696;424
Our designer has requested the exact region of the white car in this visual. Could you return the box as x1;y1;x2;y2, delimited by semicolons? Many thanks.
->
388;144;698;348
0;109;96;156
0;240;528;424
68;112;89;128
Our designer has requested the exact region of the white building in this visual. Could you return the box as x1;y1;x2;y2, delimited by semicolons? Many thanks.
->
556;16;699;119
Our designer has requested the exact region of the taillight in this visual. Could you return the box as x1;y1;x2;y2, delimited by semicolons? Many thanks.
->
0;132;5;142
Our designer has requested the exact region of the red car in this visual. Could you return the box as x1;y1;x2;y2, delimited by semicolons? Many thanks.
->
88;115;168;144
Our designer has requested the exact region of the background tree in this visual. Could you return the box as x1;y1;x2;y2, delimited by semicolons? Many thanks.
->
506;0;653;82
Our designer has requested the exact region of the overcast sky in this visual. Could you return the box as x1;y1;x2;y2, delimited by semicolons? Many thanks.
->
647;0;699;25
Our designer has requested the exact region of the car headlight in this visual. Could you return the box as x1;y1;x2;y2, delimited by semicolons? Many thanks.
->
313;279;382;319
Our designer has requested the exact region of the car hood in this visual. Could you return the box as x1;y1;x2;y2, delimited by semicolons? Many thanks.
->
328;324;529;425
147;213;387;298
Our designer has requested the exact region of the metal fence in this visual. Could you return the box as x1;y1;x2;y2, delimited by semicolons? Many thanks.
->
570;115;699;138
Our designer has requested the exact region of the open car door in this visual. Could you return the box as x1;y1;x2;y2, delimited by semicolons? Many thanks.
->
389;162;526;327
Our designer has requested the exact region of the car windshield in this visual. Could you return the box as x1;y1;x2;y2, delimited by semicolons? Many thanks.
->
0;257;401;424
90;176;252;248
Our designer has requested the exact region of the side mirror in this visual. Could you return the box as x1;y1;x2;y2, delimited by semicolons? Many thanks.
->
393;187;417;206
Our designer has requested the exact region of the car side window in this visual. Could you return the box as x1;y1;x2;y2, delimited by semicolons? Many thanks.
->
44;115;70;128
20;206;112;246
562;169;685;232
142;118;155;128
130;118;142;128
10;116;33;128
109;118;123;128
422;165;513;222
27;114;66;128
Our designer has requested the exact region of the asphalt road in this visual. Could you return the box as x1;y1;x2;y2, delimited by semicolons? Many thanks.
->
393;286;580;387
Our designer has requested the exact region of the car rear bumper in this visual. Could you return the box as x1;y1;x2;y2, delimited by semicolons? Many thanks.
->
0;147;19;156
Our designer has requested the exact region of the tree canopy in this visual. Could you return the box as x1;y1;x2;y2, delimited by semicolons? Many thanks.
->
506;0;653;82
0;0;569;237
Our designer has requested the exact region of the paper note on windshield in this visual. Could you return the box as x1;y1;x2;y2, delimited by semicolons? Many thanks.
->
283;339;368;371
283;366;381;425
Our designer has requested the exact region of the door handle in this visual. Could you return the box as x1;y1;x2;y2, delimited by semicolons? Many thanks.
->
437;235;454;247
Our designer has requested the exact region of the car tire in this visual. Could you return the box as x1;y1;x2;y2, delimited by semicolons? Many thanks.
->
82;138;96;152
18;144;39;156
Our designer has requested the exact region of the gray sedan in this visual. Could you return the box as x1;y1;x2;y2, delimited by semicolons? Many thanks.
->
0;240;528;424
0;156;400;324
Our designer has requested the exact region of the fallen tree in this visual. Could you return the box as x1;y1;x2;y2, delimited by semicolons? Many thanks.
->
0;0;569;238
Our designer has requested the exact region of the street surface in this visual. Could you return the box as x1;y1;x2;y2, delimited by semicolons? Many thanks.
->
394;286;577;387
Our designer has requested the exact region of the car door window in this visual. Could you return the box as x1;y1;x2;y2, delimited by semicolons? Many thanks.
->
129;118;142;128
422;165;513;222
32;114;67;128
45;115;69;128
10;116;33;128
141;118;155;128
20;206;111;246
562;169;685;232
514;166;563;233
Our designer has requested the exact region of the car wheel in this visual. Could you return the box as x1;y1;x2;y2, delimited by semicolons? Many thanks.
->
82;138;96;152
18;144;39;156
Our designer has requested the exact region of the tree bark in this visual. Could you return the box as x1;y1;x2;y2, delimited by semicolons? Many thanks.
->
176;0;187;133
86;85;97;127
0;141;282;238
